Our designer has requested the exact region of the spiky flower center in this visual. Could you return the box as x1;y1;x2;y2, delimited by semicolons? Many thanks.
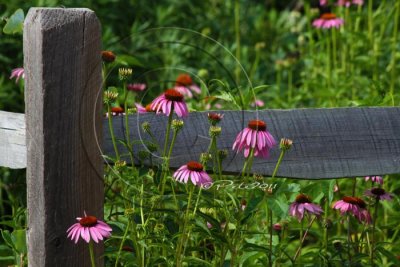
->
165;89;184;102
187;161;203;172
208;113;223;122
111;106;124;113
342;196;366;208
176;74;193;86
101;51;116;63
321;13;337;20
145;104;153;112
248;120;267;131
295;194;311;204
79;216;98;227
371;188;385;196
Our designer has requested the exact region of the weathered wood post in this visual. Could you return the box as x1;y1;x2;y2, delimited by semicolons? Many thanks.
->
24;8;103;266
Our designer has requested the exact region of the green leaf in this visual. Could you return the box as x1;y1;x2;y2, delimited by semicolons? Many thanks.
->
116;55;144;67
11;230;26;254
3;9;24;34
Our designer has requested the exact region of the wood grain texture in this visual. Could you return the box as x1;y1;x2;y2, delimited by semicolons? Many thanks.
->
103;107;400;179
0;111;26;168
24;8;103;267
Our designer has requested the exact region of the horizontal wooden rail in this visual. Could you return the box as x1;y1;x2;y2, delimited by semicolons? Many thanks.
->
2;107;400;179
0;111;26;168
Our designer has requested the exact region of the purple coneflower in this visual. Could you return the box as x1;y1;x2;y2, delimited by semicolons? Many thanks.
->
289;194;323;222
101;51;116;63
232;119;276;158
173;161;213;187
67;213;112;243
10;68;24;83
365;176;383;185
174;74;201;98
320;0;328;5
150;89;189;118
333;196;371;224
135;103;158;114
251;99;265;108
313;13;344;29
127;83;146;92
365;188;392;201
337;0;363;7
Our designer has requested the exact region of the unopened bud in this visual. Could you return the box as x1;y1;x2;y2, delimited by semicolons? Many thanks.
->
142;122;151;134
119;68;132;80
280;138;293;151
172;119;184;132
209;126;222;137
103;91;118;105
200;152;212;165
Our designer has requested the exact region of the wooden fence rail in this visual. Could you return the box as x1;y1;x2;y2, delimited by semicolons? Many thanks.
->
0;7;399;267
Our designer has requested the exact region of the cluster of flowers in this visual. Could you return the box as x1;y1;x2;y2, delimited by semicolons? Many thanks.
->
287;175;392;225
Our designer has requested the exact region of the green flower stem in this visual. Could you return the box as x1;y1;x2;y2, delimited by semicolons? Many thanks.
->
241;148;254;178
140;183;145;225
271;150;285;179
288;66;293;104
88;241;96;267
160;127;179;196
268;208;273;267
107;104;120;160
331;28;337;73
182;187;203;256
368;0;374;43
371;199;379;266
234;0;241;85
176;185;195;267
163;112;174;158
293;216;316;263
324;197;329;257
352;177;357;196
123;83;135;165
326;31;332;104
208;136;222;179
390;1;399;106
347;215;352;264
115;220;130;267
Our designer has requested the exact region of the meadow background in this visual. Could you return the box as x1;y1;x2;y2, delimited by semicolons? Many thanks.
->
1;0;399;266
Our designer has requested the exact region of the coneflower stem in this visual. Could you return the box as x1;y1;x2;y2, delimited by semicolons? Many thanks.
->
115;220;130;267
163;112;174;158
234;0;241;85
272;149;286;179
390;1;399;106
88;241;96;267
371;199;379;266
352;177;357;196
107;104;120;160
161;128;179;196
268;208;273;267
176;185;195;267
293;216;316;263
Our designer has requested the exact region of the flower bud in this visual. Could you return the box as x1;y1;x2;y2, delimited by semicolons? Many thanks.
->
209;126;222;138
101;50;116;63
280;138;293;151
119;68;132;80
172;119;184;132
103;91;118;105
142;122;151;134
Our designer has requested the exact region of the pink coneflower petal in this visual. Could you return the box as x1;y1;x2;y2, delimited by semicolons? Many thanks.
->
10;67;25;83
313;13;344;29
173;161;212;187
67;214;112;244
288;194;323;222
150;89;188;118
232;119;276;159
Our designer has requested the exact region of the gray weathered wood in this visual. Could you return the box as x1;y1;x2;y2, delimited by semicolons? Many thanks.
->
104;107;400;179
24;8;103;267
0;111;26;168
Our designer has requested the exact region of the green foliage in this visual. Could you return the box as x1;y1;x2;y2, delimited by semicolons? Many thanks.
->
3;9;24;34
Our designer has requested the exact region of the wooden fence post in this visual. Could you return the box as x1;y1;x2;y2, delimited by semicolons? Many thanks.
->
24;8;103;266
